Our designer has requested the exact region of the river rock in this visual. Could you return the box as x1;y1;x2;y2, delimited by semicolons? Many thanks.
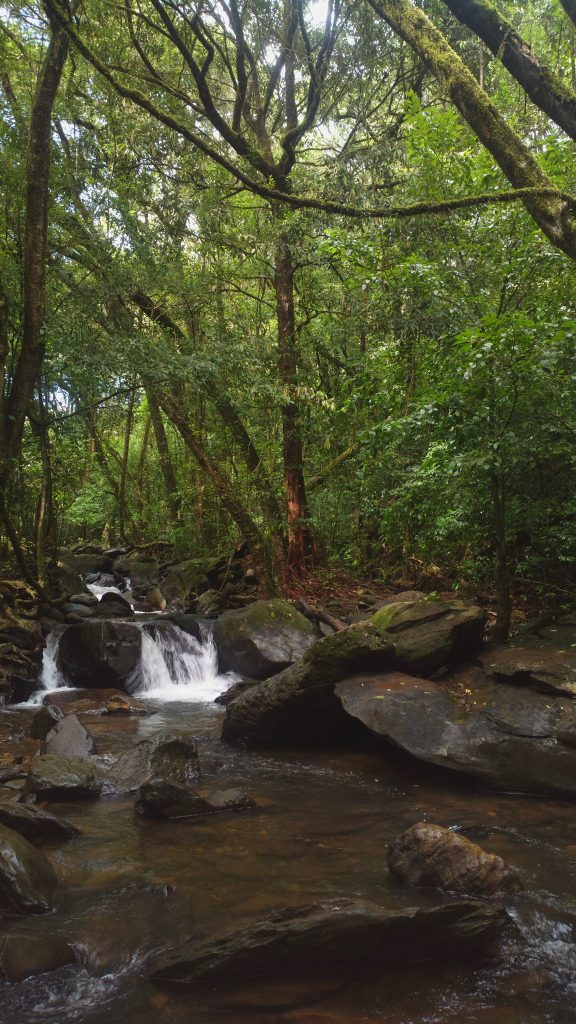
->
166;614;203;642
58;620;142;692
0;801;81;842
135;778;256;819
0;932;76;981
370;598;486;675
387;822;523;896
30;704;64;740
41;714;96;757
161;556;226;601
479;639;576;697
221;623;395;746
149;897;510;987
335;671;576;799
61;603;95;619
61;551;114;575
214;599;318;679
68;593;99;606
105;734;201;792
22;755;102;801
0;824;58;913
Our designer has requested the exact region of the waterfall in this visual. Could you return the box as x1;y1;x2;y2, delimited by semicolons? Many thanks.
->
27;630;75;705
139;623;234;702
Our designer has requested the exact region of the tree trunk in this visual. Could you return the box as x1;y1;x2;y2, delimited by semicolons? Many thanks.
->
118;389;135;540
157;388;277;595
30;393;57;585
490;470;512;642
369;0;576;259
273;206;318;570
560;0;576;29
145;387;181;524
441;0;576;141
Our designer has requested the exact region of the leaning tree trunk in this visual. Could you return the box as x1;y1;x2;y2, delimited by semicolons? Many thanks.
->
273;205;318;571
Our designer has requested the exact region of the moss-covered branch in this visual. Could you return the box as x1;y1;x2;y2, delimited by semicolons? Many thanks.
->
442;0;576;140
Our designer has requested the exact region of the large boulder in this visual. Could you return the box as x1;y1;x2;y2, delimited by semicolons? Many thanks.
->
41;714;96;757
60;551;114;575
370;598;486;675
336;670;576;799
22;755;102;801
149;897;510;988
135;779;256;819
221;623;395;746
479;638;576;697
0;801;81;842
104;734;201;793
387;822;523;896
58;620;142;692
0;824;58;913
214;599;318;679
161;556;226;602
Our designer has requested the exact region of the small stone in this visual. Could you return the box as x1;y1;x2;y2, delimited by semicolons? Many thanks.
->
22;755;102;801
0;801;81;842
30;704;64;741
41;715;95;757
0;824;58;913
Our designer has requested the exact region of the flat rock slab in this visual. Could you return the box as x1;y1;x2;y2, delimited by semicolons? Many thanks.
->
0;801;81;842
479;640;576;697
387;822;523;896
336;671;576;799
0;824;58;913
22;755;102;801
0;932;76;981
41;714;96;757
149;897;510;988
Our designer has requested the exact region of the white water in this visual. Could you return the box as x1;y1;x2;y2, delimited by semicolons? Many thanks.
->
140;623;235;702
32;621;235;705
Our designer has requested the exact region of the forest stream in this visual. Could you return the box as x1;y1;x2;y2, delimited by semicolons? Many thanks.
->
0;607;576;1024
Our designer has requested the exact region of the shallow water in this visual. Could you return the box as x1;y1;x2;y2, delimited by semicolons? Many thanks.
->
1;686;576;1023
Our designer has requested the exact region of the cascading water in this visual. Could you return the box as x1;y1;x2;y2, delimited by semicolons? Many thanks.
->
139;622;234;701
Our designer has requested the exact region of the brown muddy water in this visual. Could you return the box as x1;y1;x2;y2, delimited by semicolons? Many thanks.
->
1;694;576;1024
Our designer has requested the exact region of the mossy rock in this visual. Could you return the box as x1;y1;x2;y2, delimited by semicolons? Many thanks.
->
370;598;486;675
161;556;226;601
214;599;317;680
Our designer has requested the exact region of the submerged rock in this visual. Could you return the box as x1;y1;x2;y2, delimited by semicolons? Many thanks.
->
149;897;510;987
58;620;142;692
22;755;102;801
135;778;257;819
0;801;81;842
387;822;523;896
214;599;317;679
0;932;76;981
105;734;201;792
336;671;576;798
222;623;394;747
370;598;486;675
0;824;58;913
41;714;96;757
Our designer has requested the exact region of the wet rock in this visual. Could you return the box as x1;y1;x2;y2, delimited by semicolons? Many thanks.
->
0;931;76;981
0;801;81;842
222;623;394;747
68;593;99;607
147;587;166;611
58;620;142;692
0;824;58;913
22;755;102;800
479;639;576;697
30;704;64;740
149;897;510;988
215;678;258;706
90;600;135;620
105;734;200;792
166;614;203;642
61;551;114;575
214;599;318;679
135;778;257;819
335;671;576;799
387;822;523;896
370;598;486;675
46;564;87;603
196;589;224;617
61;603;95;619
41;715;96;757
104;694;148;715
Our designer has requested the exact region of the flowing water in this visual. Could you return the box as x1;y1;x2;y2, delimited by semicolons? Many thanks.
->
1;622;576;1023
